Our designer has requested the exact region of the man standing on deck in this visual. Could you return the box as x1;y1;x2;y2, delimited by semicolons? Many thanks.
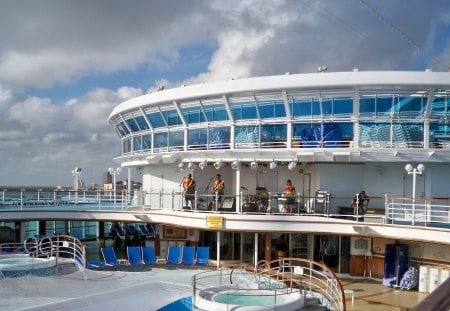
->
212;174;225;210
182;173;196;209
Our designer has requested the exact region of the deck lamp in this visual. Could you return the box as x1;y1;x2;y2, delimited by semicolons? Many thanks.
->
199;160;207;170
214;160;223;170
231;160;240;170
269;160;277;170
405;163;425;226
108;167;122;204
288;161;297;170
178;162;185;170
187;162;195;170
250;160;258;171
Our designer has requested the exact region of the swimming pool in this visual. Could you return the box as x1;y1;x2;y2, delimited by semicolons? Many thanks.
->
0;254;57;277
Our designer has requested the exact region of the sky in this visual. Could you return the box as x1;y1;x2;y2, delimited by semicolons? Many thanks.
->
0;0;449;187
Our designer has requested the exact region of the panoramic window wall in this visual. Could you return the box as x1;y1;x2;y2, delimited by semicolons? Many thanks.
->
168;130;184;151
230;98;258;120
293;122;351;148
182;105;207;124
154;132;168;152
209;126;231;149
359;122;424;148
261;124;287;148
188;128;208;150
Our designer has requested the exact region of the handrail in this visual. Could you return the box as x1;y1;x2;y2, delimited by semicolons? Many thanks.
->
413;277;450;311
192;258;345;311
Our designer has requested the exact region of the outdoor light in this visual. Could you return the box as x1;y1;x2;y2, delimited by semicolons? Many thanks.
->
250;160;258;171
231;160;240;170
199;160;207;170
269;160;277;170
213;160;223;170
404;163;425;226
178;162;185;170
187;162;195;170
288;160;297;170
108;167;122;204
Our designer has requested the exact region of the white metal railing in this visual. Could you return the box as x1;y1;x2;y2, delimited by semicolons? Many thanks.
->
192;259;345;311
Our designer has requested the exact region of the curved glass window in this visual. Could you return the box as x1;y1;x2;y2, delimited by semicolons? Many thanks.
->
395;96;426;115
116;122;129;136
291;99;312;117
333;98;353;115
182;107;206;124
261;124;286;148
169;131;184;150
123;138;131;154
209;127;230;148
143;134;152;150
359;122;423;148
126;118;140;133
204;104;228;122
258;101;286;119
430;95;450;117
293;122;345;148
133;136;142;151
235;125;259;146
231;102;258;120
162;109;182;126
188;128;207;148
147;112;166;128
154;132;168;151
360;96;392;116
135;115;149;130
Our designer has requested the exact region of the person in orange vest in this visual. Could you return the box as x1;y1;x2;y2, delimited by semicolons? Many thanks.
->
182;173;196;208
283;179;296;213
212;174;225;210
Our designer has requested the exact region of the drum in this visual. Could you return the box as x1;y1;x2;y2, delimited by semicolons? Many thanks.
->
242;202;258;212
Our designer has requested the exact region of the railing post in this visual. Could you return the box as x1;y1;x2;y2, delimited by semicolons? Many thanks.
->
159;190;163;209
171;190;175;210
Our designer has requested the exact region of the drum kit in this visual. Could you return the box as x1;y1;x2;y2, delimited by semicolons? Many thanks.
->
241;186;268;213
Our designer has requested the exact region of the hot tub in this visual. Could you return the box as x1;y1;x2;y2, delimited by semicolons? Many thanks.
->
0;254;57;277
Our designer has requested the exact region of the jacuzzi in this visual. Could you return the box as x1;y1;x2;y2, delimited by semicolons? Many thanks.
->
0;254;57;277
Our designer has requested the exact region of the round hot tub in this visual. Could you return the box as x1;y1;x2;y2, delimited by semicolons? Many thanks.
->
195;285;304;311
0;254;57;277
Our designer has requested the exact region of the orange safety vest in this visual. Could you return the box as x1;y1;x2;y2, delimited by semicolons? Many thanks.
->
285;184;295;195
183;178;193;191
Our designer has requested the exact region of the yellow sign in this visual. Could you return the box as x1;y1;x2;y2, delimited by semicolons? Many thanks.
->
206;216;223;229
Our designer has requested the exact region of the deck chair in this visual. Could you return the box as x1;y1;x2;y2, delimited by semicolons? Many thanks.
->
142;246;157;264
181;246;195;265
127;246;143;265
86;261;109;269
166;245;182;265
196;246;209;266
101;247;123;266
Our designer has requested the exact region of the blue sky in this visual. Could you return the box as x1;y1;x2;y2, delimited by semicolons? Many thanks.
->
0;0;448;186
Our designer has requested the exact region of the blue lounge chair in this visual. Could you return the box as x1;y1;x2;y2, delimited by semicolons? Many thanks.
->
181;246;195;265
86;261;108;269
166;245;182;265
196;246;209;266
127;246;143;265
142;246;157;264
101;247;123;266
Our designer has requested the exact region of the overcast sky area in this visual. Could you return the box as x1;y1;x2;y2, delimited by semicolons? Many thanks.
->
0;0;449;187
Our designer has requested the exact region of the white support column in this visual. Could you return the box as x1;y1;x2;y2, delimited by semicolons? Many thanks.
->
235;168;241;213
216;231;221;268
254;232;259;268
127;168;131;205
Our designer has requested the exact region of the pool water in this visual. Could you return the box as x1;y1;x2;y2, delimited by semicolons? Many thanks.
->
0;255;57;277
213;290;287;306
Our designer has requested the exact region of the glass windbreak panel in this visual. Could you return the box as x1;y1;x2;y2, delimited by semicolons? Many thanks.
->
133;136;142;151
147;112;166;128
135;115;149;130
209;127;230;146
188;128;207;146
291;99;312;117
154;132;168;150
322;99;332;115
169;131;184;148
143;134;152;150
116;122;129;136
430;123;450;144
360;96;376;114
261;124;287;145
333;98;353;115
312;99;321;116
182;106;206;124
126;118;140;132
231;102;258;120
162;109;182;126
204;104;228;122
396;96;425;115
359;122;390;143
336;122;354;141
376;97;393;116
430;96;450;116
258;100;286;119
235;125;259;144
293;123;343;147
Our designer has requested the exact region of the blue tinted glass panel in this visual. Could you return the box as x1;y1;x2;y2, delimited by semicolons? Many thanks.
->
125;138;131;153
126;118;140;132
258;101;286;119
291;99;311;117
261;124;287;142
133;136;142;150
162;109;182;126
117;122;129;136
397;97;424;115
336;123;354;141
359;122;389;141
154;133;167;149
322;99;332;115
182;107;206;124
135;116;149;130
312;99;321;115
231;102;258;120
204;104;228;122
334;98;353;114
430;96;450;116
360;97;375;114
169;131;184;147
377;97;392;115
147;112;166;128
188;128;207;145
235;126;259;143
143;135;152;150
210;127;230;145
